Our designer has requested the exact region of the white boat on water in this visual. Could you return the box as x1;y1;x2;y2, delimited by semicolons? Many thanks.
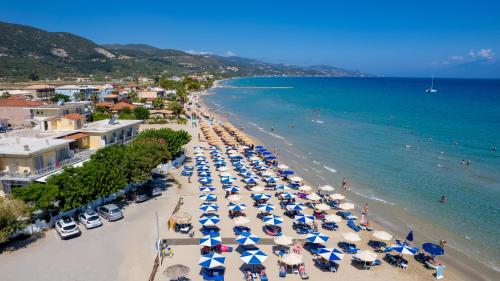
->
426;76;437;93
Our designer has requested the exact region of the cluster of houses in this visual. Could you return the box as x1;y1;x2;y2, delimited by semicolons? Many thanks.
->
0;82;178;197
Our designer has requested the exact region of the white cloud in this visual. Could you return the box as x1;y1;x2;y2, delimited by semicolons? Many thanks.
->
185;50;212;55
468;48;495;60
225;51;237;57
449;55;464;61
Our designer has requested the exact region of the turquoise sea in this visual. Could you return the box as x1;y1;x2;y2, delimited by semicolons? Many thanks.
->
205;77;500;273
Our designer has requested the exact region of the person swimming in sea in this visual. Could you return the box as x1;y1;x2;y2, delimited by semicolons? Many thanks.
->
461;159;465;165
440;195;446;204
491;145;497;151
466;159;471;165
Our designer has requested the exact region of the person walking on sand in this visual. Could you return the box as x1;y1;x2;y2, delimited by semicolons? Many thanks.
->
363;203;368;215
342;177;349;190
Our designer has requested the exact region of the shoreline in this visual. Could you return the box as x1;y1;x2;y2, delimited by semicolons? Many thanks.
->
197;79;497;281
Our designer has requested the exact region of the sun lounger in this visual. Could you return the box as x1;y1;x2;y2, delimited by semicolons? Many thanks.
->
260;272;269;281
339;242;359;254
322;222;338;231
279;267;286;278
299;271;309;279
202;268;225;281
347;220;361;232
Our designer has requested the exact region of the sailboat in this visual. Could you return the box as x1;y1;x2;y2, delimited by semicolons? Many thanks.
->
426;76;437;93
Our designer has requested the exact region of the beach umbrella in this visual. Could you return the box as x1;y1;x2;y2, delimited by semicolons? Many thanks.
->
342;232;361;242
276;184;292;191
339;202;355;210
249;156;260;161
227;194;241;202
236;232;261;245
264;177;278;184
223;186;240;193
198;171;211;177
199;216;220;226
314;203;330;211
172;212;192;224
251;186;265;192
373;231;393;241
286;203;306;211
294;214;315;224
329;193;345;200
324;214;342;223
274;235;293;246
228;203;247;211
198;253;226;268
221;178;237;184
280;192;297;200
305;232;329;244
255;145;265;150
278;164;290;170
240;250;268;265
262;151;272;156
391;243;418;255
199;194;217;201
422;243;445;256
299;185;312;192
242;177;257;185
220;172;232;177
281;253;303;265
262;171;275;177
263;215;283;225
256;165;268;171
354;250;378;263
199;186;216;192
289;176;303;183
265;156;277;161
199;234;222;247
199;203;219;212
233;216;251;226
257;203;276;212
164;264;190;281
319;185;335;192
282;170;295;176
406;231;414;242
199;177;212;184
217;166;228;172
306;193;321;201
318;248;345;263
253;193;271;201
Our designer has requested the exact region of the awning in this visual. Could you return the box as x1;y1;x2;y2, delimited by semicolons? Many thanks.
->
63;132;89;140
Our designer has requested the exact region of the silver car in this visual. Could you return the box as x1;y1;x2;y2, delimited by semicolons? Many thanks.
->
97;204;123;221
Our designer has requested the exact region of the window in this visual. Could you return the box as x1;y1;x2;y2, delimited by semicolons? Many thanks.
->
56;147;69;162
33;155;44;170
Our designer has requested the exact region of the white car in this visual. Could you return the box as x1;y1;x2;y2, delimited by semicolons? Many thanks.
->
78;209;103;229
55;216;81;239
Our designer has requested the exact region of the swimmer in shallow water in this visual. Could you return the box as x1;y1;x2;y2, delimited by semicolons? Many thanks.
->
440;195;446;204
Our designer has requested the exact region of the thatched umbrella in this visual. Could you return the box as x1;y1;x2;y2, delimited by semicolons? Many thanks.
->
164;264;190;280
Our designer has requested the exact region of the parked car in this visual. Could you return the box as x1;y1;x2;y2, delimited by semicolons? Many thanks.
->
135;192;149;203
78;209;103;229
98;204;123;221
149;186;162;197
55;216;81;239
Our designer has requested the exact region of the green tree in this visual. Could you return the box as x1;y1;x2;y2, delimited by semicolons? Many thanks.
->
73;91;85;101
118;107;135;120
0;198;29;243
160;79;182;90
1;92;11;99
134;107;150;120
50;93;70;103
125;139;171;183
135;128;191;157
12;183;59;212
152;97;164;109
167;101;185;117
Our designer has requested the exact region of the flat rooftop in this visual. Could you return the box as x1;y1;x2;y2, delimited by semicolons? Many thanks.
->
81;119;142;133
0;137;73;157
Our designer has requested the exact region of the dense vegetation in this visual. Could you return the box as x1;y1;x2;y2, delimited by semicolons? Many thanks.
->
0;198;29;243
12;128;190;214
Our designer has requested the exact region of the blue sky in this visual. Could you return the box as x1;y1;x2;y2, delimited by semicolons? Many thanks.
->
1;0;499;77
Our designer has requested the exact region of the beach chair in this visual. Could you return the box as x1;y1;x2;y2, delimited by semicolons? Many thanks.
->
299;271;309;279
233;226;251;235
260;272;269;281
347;220;361;232
279;267;286;278
321;222;338;231
202;268;225;281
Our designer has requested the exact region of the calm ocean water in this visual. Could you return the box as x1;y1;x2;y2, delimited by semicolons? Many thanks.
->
205;77;500;271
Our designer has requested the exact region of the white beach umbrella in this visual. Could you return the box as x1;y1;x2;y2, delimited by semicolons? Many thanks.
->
306;193;321;201
277;164;289;170
249;156;260;161
314;203;330;211
281;253;303;265
290;176;303;182
342;232;361;242
354;250;378;263
227;194;241;202
262;170;275;177
217;166;228;172
233;217;250;226
373;231;393;241
274;235;293;246
329;193;346;200
299;185;312;192
339;202;355;210
319;185;335;192
251;186;265;192
324;214;342;223
220;172;232;177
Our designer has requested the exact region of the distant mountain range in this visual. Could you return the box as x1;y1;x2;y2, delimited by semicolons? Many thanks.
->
0;21;368;81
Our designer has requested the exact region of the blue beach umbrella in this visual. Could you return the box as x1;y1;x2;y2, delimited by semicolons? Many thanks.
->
263;215;283;225
265;156;277;160
282;170;295;176
243;177;257;185
256;166;268;171
262;151;272;156
422;243;445;256
294;214;315;224
318;248;345;263
406;231;414;242
199;186;216;192
286;203;306;211
198;171;211;177
229;203;247;211
236;232;261;246
221;177;237;185
199;234;222;247
391;243;419;255
264;177;278;184
199;194;217;201
280;192;297;200
257;203;276;212
305;232;330;244
199;216;221;226
199;203;219;212
240;250;268;265
253;193;271;201
276;184;292;191
199;253;226;268
224;186;240;193
199;177;213;184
